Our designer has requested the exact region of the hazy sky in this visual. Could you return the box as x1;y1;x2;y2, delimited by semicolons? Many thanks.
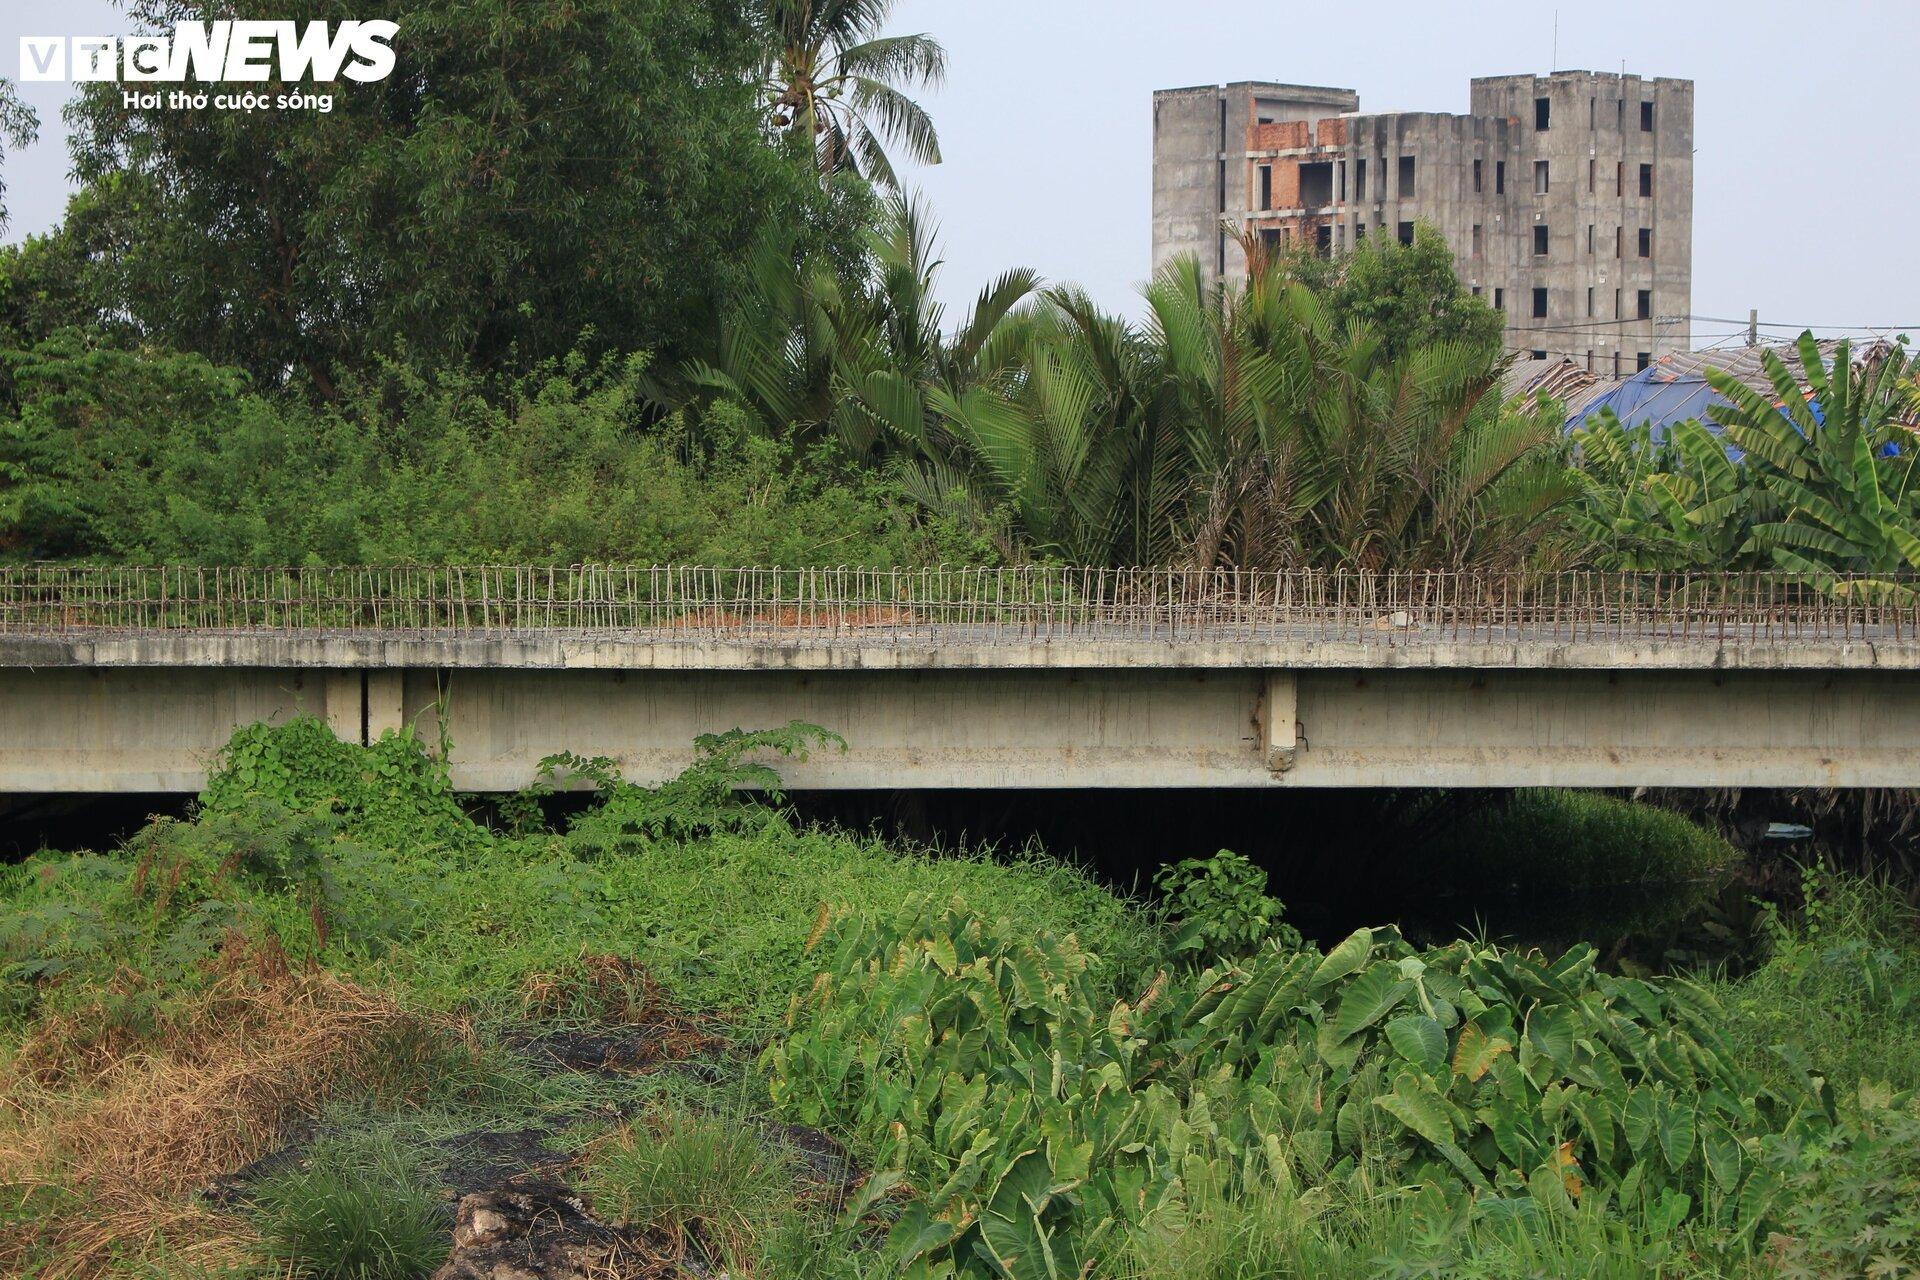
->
7;0;1917;349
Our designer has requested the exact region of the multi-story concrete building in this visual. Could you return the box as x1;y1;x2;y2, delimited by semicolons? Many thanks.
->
1152;72;1694;367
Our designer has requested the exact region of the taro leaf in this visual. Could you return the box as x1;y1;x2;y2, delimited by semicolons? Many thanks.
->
1433;1138;1494;1193
1527;1006;1577;1068
1336;1097;1369;1151
1291;1126;1333;1175
1622;1086;1658;1154
1656;1096;1697;1173
886;1202;959;1263
1331;963;1413;1042
1451;1021;1515;1083
1734;1166;1783;1231
1374;1081;1455;1146
1385;1014;1448;1073
1311;928;1374;989
975;1209;1060;1280
1572;1093;1615;1168
1702;1119;1742;1190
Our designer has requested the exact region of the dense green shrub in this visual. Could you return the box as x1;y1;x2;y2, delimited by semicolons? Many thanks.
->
2;718;1152;1031
201;717;471;851
0;337;997;566
1422;789;1739;892
1154;848;1301;961
1716;866;1920;1099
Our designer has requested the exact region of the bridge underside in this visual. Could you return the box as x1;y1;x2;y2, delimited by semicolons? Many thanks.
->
4;665;1916;792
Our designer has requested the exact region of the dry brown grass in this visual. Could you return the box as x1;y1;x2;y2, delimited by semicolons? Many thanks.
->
0;938;471;1279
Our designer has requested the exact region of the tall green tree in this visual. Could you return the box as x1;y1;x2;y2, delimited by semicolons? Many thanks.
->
1274;223;1504;361
0;79;37;235
62;0;853;395
760;0;946;186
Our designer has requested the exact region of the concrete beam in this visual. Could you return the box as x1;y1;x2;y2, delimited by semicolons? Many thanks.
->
3;664;1917;793
4;633;1917;673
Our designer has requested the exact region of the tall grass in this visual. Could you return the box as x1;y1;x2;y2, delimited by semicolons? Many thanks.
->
249;1133;446;1280
577;1106;792;1267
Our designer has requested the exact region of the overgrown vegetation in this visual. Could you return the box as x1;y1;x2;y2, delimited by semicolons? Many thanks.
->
1;720;1915;1277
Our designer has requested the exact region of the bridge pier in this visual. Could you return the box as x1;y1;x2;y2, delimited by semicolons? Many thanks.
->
1263;672;1299;774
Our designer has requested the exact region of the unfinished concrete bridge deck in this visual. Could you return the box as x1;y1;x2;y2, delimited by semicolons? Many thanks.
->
4;566;1919;792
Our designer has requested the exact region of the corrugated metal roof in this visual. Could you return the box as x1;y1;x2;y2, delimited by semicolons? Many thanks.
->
1564;339;1875;441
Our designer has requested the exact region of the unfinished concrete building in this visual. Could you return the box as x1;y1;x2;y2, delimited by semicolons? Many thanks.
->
1152;73;1694;365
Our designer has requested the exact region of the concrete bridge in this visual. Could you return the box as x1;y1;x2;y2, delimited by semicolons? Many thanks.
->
3;566;1918;792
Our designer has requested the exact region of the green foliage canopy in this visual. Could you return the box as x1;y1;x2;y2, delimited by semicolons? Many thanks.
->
60;0;859;394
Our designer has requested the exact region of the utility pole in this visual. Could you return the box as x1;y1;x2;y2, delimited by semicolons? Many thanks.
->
1748;309;1758;346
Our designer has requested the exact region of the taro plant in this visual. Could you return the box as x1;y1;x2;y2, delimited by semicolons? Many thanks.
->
766;900;1837;1278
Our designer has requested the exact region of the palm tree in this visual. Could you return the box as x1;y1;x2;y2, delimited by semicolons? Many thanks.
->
760;0;946;186
680;195;1036;462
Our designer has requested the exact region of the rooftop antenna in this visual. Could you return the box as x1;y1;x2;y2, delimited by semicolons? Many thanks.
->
1552;11;1558;69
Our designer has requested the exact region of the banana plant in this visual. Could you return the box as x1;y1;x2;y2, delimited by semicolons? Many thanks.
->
1706;335;1920;593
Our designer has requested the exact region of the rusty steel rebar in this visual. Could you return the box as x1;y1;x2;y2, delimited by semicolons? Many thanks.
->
0;564;1913;646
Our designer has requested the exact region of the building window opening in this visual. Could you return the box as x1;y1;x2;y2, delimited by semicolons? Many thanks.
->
1472;223;1483;255
1615;226;1623;258
1534;160;1550;194
1638;227;1652;257
1494;287;1505;311
1397;220;1415;245
1258;165;1272;211
1355;158;1368;201
1495;160;1506;194
1398;155;1416;198
1315;223;1333;256
1533;224;1549;256
1532;287;1548;318
1637;350;1652;370
1586;223;1595;253
1637;289;1652;319
1588;158;1596;193
1640;101;1654;131
1586;286;1594;317
1589;97;1596;128
1535;97;1551;130
1338;161;1347;201
1300;160;1333;207
1639;163;1653;197
1531;348;1548;360
1473;158;1483;193
1613;351;1621;376
1616;161;1625;196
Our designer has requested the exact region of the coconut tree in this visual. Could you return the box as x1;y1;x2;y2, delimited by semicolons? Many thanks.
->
760;0;946;187
680;195;1036;463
